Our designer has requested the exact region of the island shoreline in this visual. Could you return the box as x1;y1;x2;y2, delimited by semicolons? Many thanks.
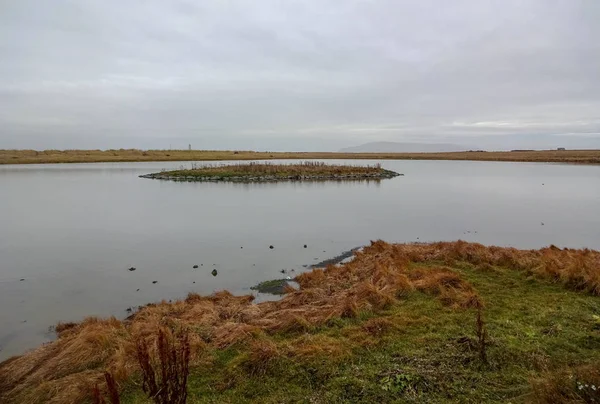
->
139;162;402;182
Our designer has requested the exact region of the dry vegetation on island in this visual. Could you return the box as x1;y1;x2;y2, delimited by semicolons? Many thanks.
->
2;148;600;165
142;161;399;181
1;241;600;403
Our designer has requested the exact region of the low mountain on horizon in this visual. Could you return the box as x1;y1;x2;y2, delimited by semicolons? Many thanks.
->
339;141;468;153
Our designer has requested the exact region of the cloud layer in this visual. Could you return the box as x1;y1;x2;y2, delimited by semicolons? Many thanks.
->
1;0;599;150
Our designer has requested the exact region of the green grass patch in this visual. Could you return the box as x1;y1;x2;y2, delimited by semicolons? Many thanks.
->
120;261;600;403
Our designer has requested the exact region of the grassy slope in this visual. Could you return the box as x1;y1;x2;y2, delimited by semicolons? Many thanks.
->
1;241;599;403
2;149;600;165
121;262;600;403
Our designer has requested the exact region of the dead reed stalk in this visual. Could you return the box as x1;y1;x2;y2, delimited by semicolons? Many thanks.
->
136;328;191;404
91;372;120;404
475;307;488;365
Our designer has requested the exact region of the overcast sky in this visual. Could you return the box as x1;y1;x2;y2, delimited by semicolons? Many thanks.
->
1;0;599;151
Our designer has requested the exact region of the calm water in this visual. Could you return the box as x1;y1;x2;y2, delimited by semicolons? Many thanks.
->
1;159;599;359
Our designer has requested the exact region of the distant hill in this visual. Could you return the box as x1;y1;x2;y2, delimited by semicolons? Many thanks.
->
339;142;468;153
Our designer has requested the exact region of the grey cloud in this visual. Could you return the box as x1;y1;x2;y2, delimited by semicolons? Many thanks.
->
1;0;599;150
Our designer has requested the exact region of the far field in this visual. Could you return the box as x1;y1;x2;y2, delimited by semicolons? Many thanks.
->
1;149;600;165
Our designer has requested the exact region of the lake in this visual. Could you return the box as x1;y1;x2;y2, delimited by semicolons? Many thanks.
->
1;159;599;360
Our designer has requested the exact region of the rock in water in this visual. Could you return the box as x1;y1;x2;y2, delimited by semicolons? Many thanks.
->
193;265;199;269
128;267;136;271
269;245;274;249
211;269;218;277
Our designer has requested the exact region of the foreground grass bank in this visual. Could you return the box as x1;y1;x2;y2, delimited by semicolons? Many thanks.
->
1;241;599;403
2;149;600;165
140;162;400;182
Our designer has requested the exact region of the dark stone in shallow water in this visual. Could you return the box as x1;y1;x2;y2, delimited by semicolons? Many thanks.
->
269;245;274;249
152;281;158;284
193;265;199;269
128;267;136;271
211;269;218;277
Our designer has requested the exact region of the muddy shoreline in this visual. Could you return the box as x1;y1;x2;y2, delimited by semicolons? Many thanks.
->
249;247;362;296
310;247;361;268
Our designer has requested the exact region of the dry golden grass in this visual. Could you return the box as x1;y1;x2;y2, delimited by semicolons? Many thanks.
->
530;363;600;403
2;149;600;165
236;338;280;376
360;317;396;337
1;240;599;403
157;161;387;178
401;240;600;295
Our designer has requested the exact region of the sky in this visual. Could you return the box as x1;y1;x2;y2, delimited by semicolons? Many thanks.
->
1;0;599;151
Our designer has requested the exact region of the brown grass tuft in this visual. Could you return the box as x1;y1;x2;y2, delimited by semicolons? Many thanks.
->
531;364;600;403
410;266;481;308
285;335;349;361
55;322;79;338
277;314;314;334
353;281;396;310
340;297;360;319
238;339;280;376
361;317;395;337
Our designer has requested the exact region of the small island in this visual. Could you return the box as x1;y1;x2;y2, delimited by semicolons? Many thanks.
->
139;162;402;182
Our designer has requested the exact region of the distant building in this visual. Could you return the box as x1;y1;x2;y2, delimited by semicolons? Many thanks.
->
557;147;566;151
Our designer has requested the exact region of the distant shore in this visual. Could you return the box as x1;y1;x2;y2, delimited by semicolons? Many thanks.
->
2;149;600;165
